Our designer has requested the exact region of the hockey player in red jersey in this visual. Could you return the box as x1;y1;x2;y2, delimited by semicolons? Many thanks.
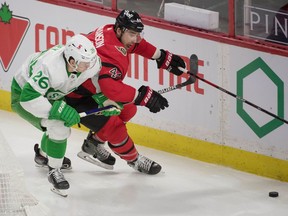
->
65;10;186;175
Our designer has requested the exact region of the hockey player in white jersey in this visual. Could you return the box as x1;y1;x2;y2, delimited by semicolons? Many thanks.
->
10;34;120;197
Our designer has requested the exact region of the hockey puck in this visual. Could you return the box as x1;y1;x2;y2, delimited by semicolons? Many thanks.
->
269;191;279;198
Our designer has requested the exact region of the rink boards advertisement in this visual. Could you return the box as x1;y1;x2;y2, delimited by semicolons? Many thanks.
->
0;1;287;179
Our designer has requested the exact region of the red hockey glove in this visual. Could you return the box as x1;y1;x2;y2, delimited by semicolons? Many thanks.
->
134;86;169;113
156;49;185;76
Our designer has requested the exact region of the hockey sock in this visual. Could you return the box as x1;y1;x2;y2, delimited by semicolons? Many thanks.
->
46;138;67;168
108;136;138;162
40;133;48;156
93;133;105;143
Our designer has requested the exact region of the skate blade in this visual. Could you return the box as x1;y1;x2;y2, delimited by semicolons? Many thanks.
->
77;151;114;170
35;164;48;168
35;163;72;170
61;164;72;170
51;187;68;197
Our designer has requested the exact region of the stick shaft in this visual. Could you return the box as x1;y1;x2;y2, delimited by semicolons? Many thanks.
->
157;76;195;94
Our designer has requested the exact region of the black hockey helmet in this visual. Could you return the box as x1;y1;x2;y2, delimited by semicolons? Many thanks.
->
115;10;144;33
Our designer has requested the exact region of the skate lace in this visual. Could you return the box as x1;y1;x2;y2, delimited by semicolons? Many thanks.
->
48;168;66;183
135;155;153;172
95;144;110;160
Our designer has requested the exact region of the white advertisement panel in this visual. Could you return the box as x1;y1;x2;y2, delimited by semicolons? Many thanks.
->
224;45;288;160
0;0;287;160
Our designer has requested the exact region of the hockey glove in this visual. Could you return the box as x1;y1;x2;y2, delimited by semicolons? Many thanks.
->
92;93;123;116
156;49;185;76
134;86;169;113
49;100;80;127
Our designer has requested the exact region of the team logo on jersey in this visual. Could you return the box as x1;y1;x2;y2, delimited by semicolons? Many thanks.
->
0;3;30;72
109;67;122;79
115;46;127;56
47;92;63;100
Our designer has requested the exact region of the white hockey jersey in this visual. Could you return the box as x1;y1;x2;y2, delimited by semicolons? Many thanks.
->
12;45;101;118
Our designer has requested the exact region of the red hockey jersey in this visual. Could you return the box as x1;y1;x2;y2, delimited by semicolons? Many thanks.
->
86;24;157;103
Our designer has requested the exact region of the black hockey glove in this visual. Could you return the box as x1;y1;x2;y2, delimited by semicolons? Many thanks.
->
156;49;186;76
134;86;169;113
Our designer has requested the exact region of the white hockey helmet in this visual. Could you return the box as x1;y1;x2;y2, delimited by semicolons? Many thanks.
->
64;34;98;70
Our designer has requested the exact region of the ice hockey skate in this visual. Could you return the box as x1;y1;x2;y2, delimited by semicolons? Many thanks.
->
48;167;69;197
77;131;116;170
34;144;72;170
128;154;162;175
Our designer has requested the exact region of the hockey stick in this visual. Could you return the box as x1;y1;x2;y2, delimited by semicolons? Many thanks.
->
157;75;195;94
78;77;194;117
79;105;115;118
182;63;288;124
157;54;198;94
79;54;198;117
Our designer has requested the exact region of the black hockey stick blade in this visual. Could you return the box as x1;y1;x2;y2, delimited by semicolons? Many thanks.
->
189;54;198;83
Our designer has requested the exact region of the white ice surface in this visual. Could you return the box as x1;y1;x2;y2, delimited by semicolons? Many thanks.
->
0;110;287;216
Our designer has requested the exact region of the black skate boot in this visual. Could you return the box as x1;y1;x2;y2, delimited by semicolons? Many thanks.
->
34;144;72;170
48;167;69;197
128;154;162;175
77;130;116;170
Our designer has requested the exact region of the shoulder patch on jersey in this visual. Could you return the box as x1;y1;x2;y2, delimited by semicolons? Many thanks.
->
109;67;122;79
115;46;127;56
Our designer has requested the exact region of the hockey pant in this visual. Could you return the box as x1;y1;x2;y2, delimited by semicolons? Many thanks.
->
65;95;111;132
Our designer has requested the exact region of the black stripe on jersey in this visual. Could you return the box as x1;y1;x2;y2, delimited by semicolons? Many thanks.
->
98;74;112;80
102;62;121;71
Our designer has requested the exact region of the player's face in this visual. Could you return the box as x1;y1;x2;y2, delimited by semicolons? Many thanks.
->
120;29;142;50
68;57;97;73
76;61;91;72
